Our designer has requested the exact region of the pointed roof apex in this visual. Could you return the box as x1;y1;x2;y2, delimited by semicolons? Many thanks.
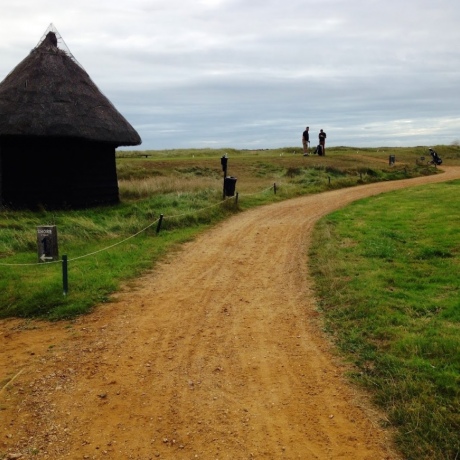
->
42;31;58;48
35;24;83;68
36;24;64;49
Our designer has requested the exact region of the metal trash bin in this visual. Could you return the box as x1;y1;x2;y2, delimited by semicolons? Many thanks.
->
224;176;237;197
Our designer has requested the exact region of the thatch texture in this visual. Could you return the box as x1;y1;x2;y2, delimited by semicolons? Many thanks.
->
0;32;141;146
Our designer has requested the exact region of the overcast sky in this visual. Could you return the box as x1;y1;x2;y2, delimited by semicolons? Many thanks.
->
1;0;460;150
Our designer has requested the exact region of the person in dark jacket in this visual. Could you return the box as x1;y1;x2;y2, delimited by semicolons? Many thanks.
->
319;129;327;155
302;126;310;155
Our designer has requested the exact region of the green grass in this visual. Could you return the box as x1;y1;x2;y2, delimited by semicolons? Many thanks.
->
0;192;234;319
309;180;460;460
2;144;457;320
2;144;460;458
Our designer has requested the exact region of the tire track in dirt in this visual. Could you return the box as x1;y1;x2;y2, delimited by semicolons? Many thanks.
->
2;166;460;459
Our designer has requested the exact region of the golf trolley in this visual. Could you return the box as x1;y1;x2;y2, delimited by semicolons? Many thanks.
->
429;148;443;165
312;144;324;156
417;148;443;166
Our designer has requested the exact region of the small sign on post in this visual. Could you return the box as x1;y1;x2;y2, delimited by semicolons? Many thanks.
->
220;155;228;176
221;154;228;200
37;225;59;263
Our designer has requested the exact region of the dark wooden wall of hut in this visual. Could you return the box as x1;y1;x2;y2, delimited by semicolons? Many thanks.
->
0;137;119;209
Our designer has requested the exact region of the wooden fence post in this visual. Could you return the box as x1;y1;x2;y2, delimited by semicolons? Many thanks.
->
62;255;68;296
156;214;164;234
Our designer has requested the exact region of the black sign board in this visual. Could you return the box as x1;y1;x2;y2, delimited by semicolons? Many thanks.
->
37;226;59;263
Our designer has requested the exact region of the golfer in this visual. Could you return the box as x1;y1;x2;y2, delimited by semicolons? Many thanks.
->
302;126;310;155
319;129;327;155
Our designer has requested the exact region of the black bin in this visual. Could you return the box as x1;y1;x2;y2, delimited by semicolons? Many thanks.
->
224;176;237;196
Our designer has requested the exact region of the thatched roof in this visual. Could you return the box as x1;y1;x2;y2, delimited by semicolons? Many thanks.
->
0;30;141;146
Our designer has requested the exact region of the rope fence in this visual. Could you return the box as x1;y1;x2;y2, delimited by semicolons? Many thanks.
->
0;182;277;269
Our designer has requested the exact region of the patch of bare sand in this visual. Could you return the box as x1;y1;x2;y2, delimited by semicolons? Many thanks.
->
2;167;460;459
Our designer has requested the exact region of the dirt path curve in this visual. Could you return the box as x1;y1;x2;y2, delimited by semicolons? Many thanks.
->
2;167;460;460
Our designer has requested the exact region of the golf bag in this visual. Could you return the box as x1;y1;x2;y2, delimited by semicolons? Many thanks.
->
429;148;442;165
314;144;323;156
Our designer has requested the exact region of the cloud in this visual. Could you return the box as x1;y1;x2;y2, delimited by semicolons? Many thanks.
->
1;0;460;149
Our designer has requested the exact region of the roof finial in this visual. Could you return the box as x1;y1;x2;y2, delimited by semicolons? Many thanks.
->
35;24;83;68
45;31;58;47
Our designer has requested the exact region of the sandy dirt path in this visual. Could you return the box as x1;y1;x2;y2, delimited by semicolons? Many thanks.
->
2;167;460;460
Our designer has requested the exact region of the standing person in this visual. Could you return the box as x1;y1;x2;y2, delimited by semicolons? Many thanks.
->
318;129;327;155
302;126;310;155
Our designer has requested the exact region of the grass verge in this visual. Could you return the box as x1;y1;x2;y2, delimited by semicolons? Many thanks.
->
309;180;460;460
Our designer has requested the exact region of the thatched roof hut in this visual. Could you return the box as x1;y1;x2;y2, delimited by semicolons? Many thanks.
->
0;27;141;208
